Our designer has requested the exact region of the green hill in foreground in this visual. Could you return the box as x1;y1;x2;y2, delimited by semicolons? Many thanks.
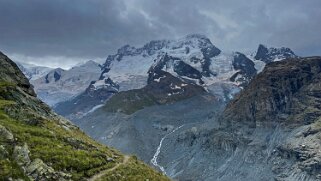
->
0;51;169;181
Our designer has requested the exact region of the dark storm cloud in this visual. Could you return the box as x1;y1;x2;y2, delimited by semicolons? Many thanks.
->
0;0;320;67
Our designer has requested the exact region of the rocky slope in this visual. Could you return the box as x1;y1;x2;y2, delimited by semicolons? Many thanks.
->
74;94;224;171
224;57;321;128
31;60;101;106
54;77;118;120
0;51;169;181
156;57;321;180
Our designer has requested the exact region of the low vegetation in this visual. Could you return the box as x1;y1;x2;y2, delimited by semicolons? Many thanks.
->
0;102;120;179
98;157;169;181
103;89;157;115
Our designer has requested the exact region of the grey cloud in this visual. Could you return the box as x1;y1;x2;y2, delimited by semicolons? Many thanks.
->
0;0;320;67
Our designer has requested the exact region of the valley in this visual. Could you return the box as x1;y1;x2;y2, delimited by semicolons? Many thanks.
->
13;35;321;181
2;1;320;180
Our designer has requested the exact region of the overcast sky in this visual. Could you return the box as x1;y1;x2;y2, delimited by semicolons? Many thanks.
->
0;0;320;68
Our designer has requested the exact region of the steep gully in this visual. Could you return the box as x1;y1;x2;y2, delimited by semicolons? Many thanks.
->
151;125;185;175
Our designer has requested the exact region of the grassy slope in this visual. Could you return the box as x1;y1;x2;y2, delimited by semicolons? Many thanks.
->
0;82;169;179
103;86;206;115
103;89;157;115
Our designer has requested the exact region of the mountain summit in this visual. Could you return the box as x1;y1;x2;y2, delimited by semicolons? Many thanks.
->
254;44;297;63
31;60;102;106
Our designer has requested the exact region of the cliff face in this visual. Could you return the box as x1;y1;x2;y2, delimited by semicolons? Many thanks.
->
214;57;321;180
0;52;169;180
224;57;321;128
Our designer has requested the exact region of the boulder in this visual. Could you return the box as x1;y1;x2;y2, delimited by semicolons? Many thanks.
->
13;143;30;166
26;158;72;180
0;145;8;159
0;125;14;142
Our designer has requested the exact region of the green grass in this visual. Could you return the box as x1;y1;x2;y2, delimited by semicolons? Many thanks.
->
0;81;15;88
0;100;15;109
0;159;29;180
103;90;157;115
0;107;120;180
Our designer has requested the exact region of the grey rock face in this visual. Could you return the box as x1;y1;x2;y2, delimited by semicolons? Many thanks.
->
230;52;257;87
0;145;9;159
224;57;321;127
44;68;65;83
54;78;118;119
0;51;36;96
0;125;14;142
148;54;203;83
174;60;203;79
13;144;31;166
26;158;71;180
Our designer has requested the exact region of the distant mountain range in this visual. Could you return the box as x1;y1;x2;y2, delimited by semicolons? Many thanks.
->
52;34;297;119
16;60;102;106
15;62;53;80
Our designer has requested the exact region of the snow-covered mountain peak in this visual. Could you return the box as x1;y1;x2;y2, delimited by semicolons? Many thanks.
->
116;45;138;56
105;34;220;62
174;34;215;48
184;33;208;39
15;61;53;80
73;60;100;68
31;60;102;106
97;34;222;92
254;44;297;63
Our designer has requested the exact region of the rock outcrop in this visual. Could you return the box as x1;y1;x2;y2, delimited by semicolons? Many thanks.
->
230;52;257;87
0;125;14;142
0;51;36;96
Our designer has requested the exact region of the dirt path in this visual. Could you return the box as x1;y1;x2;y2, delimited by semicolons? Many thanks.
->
88;155;130;181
